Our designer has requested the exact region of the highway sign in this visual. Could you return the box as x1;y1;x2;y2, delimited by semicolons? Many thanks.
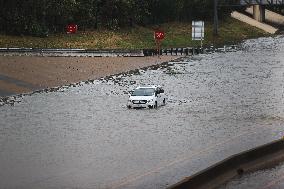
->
192;21;204;41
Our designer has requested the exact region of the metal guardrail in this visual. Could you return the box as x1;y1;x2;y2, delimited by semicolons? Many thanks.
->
0;48;144;57
144;45;239;56
0;45;240;57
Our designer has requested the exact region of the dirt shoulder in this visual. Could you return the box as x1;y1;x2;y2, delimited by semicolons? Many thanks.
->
0;56;180;96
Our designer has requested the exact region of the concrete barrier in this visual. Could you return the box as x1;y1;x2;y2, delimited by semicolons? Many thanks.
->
231;11;279;34
168;139;284;189
246;7;284;26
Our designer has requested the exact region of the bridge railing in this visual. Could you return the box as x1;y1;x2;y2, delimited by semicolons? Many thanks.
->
240;0;284;5
218;0;284;6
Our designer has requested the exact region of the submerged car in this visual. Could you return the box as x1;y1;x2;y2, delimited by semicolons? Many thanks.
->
127;86;166;109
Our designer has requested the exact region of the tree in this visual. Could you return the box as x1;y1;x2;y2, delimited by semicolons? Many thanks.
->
0;0;227;36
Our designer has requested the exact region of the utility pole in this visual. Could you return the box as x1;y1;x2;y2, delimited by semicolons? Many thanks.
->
214;0;218;36
43;0;46;31
42;0;48;38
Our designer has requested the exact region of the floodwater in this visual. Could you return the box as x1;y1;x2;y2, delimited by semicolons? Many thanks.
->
220;163;284;189
0;36;284;189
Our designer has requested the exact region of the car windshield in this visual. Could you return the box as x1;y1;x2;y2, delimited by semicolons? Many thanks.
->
132;88;155;96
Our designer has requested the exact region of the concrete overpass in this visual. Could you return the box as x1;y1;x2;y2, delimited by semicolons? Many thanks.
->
214;0;284;34
241;0;284;22
223;0;284;22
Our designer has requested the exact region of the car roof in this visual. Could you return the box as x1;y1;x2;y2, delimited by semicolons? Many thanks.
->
136;85;160;89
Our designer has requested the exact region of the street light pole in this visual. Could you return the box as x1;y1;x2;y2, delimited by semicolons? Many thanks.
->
214;0;218;36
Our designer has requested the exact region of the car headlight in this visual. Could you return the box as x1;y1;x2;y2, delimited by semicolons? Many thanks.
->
147;99;153;102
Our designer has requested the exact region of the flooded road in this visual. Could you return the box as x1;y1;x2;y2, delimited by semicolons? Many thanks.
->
0;36;284;189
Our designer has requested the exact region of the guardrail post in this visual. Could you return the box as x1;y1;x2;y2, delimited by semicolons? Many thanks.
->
185;48;189;56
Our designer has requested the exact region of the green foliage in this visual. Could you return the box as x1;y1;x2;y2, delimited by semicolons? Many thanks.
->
28;22;48;37
0;0;231;36
0;18;268;49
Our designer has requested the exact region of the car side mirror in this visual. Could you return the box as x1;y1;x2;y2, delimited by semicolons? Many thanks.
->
128;90;133;96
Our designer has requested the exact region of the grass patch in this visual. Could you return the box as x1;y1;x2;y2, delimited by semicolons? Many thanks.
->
0;17;269;49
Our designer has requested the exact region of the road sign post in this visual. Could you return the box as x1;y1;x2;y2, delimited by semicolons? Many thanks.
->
214;0;218;36
154;30;165;57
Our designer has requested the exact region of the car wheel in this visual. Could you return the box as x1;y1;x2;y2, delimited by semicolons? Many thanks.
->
163;98;166;105
154;101;158;109
127;105;131;109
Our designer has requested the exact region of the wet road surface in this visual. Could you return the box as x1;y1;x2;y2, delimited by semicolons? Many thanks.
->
220;163;284;189
0;36;284;189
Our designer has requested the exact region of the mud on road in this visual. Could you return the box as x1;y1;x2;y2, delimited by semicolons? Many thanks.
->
0;56;178;97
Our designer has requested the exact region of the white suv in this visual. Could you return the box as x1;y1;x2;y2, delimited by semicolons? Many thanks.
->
127;86;166;109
